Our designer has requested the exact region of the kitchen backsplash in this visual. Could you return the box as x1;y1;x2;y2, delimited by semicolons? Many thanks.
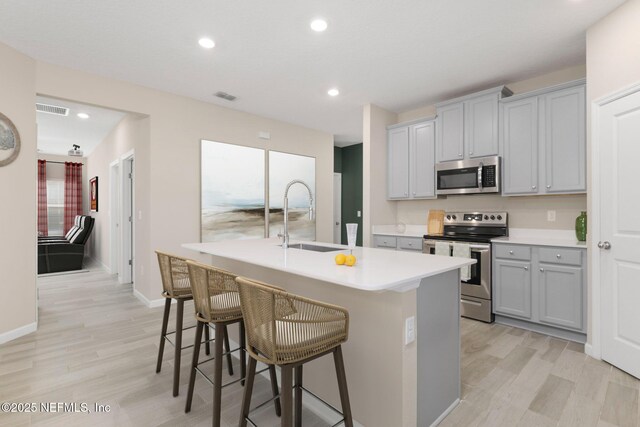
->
396;194;586;230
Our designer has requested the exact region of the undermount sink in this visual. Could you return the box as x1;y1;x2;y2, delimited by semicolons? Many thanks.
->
286;243;342;252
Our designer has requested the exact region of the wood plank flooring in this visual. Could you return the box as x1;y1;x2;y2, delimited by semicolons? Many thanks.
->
1;266;638;426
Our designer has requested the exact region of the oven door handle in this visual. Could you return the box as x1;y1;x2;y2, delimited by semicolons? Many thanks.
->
477;162;483;191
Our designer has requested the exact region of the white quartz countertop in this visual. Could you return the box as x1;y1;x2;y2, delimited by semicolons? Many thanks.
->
372;224;427;238
491;229;587;249
183;238;475;293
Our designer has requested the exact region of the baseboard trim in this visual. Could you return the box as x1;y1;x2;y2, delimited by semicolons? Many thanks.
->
133;289;167;308
585;343;599;359
494;315;587;343
0;322;37;345
430;398;460;427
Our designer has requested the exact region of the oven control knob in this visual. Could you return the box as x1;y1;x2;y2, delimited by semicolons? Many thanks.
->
497;215;502;220
452;215;457;220
446;215;451;220
490;215;495;220
484;215;489;220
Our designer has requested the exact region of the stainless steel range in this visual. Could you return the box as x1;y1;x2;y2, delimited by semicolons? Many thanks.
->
423;211;508;323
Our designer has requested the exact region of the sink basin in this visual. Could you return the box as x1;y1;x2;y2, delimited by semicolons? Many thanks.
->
287;243;342;253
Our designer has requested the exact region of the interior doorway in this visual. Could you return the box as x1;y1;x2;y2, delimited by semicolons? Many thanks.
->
121;152;134;285
109;160;120;276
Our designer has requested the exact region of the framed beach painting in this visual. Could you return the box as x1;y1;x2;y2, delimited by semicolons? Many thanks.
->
268;150;316;241
200;140;265;242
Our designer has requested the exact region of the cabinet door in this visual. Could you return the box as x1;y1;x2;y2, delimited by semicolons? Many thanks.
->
501;97;539;195
465;93;499;158
437;102;464;162
543;85;586;193
538;264;584;331
410;122;435;198
493;259;532;319
388;127;410;199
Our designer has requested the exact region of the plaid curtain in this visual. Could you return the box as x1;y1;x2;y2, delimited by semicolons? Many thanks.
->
37;160;48;236
63;162;83;234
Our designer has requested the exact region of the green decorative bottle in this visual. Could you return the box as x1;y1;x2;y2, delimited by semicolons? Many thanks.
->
575;211;587;242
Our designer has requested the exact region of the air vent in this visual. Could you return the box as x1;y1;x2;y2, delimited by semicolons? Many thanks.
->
36;103;69;116
214;91;237;101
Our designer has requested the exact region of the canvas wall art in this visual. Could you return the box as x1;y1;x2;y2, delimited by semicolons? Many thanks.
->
268;150;316;241
201;140;265;242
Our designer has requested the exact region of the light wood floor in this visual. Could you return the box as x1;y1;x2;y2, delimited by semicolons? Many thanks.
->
1;267;638;427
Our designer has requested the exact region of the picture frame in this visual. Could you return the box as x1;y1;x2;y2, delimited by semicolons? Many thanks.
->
90;176;99;212
0;112;21;167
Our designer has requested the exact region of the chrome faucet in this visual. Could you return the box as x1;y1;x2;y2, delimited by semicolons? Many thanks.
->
279;179;314;249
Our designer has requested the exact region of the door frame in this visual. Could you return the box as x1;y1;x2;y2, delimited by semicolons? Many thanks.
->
589;80;640;360
119;149;135;285
333;172;342;244
109;159;120;276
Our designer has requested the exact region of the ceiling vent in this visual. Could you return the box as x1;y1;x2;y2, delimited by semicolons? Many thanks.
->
214;91;237;101
36;103;70;116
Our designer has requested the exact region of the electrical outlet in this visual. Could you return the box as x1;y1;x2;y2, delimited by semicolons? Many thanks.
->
138;210;142;220
405;316;415;345
357;211;361;218
547;210;556;222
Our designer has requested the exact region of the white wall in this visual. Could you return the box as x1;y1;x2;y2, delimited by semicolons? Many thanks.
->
35;60;334;305
0;42;37;340
86;114;142;271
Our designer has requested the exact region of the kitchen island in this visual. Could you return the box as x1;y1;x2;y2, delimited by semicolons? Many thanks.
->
183;238;475;427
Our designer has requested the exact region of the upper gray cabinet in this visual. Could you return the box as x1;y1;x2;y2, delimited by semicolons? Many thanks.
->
387;119;436;200
500;80;586;196
436;86;512;163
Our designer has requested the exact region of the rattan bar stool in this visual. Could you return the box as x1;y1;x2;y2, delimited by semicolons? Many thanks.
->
156;251;216;397
185;261;282;427
236;277;354;427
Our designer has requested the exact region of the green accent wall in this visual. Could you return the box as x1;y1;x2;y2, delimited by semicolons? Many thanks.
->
334;146;343;173
340;144;363;246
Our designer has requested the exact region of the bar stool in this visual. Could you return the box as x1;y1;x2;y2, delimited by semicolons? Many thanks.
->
185;260;282;427
156;251;212;397
235;277;354;427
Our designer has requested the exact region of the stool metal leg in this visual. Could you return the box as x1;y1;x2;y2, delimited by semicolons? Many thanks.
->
239;321;246;386
269;364;282;416
213;323;224;427
239;357;257;427
185;321;204;413
156;298;171;373
173;298;185;397
223;325;233;376
204;324;211;356
280;366;293;427
294;366;303;427
333;346;353;427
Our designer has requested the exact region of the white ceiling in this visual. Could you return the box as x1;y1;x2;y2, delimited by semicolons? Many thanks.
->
0;0;625;144
36;96;127;156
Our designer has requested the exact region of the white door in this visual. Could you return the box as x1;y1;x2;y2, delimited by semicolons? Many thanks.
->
333;173;342;244
599;88;640;379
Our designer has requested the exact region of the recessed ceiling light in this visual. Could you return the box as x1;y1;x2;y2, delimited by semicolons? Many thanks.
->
77;113;90;119
310;19;328;32
328;88;340;97
198;37;215;49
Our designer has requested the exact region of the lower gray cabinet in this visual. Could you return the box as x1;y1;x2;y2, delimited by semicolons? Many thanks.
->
494;259;532;319
373;234;423;252
493;243;586;335
538;264;583;330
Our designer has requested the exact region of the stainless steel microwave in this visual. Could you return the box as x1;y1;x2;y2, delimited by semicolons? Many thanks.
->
436;156;500;195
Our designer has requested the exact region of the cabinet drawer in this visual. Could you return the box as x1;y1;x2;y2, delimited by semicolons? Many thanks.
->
374;235;397;248
397;237;422;251
494;244;531;261
539;247;582;266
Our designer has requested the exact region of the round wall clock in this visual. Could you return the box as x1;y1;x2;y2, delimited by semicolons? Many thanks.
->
0;112;21;167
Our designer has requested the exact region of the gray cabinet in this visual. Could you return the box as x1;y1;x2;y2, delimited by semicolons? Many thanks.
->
436;86;512;163
538;264;583;330
493;243;586;337
494;259;532;319
387;119;435;200
388;127;410;199
500;80;586;196
373;235;422;252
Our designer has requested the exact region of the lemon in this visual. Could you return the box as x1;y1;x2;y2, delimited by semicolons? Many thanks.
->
335;253;346;265
345;254;357;267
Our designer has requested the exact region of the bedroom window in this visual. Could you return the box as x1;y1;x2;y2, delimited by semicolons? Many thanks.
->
47;180;65;236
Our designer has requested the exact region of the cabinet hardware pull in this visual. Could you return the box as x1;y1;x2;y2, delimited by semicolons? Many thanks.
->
540;268;544;272
556;254;561;259
509;250;514;255
524;266;528;271
532;185;537;190
546;185;551;189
